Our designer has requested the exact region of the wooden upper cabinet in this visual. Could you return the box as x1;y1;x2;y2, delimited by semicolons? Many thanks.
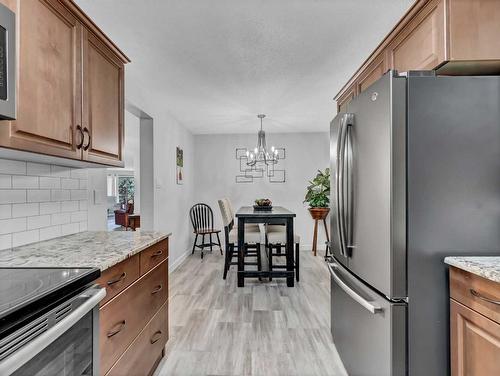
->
388;0;445;72
0;0;128;166
0;0;82;160
448;0;500;61
82;29;124;166
356;52;387;94
334;0;500;104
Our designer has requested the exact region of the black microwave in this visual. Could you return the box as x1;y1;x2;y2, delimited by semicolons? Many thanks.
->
0;3;15;120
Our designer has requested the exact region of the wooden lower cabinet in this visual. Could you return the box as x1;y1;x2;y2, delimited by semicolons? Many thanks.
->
106;302;169;376
450;267;500;376
98;238;169;376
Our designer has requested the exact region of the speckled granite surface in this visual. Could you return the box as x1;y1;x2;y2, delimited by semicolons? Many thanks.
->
445;257;500;283
0;231;170;271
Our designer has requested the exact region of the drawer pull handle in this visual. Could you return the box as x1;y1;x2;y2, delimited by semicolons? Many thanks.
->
107;320;126;338
151;250;163;258
150;330;163;344
151;284;163;294
107;272;127;286
470;289;500;306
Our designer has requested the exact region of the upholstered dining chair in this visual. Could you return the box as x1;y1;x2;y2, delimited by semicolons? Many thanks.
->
218;198;262;280
189;203;222;259
265;225;300;282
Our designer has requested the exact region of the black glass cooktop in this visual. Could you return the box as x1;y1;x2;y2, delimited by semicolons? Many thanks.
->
0;268;100;338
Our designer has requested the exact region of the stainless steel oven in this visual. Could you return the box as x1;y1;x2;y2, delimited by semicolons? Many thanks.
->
0;2;15;119
0;270;105;376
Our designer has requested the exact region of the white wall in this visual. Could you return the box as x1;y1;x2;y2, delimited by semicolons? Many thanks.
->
193;132;330;251
0;159;89;250
123;111;141;212
125;75;195;271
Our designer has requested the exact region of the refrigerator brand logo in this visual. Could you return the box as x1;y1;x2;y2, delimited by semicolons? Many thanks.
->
371;92;378;101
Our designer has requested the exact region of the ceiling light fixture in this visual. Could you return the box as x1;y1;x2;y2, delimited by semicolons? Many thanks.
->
246;114;279;166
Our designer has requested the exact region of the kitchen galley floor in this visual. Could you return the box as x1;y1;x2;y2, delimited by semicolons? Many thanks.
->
153;248;347;376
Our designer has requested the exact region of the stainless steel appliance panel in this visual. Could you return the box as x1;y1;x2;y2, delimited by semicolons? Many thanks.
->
406;74;500;376
329;260;406;376
336;72;407;298
0;3;15;120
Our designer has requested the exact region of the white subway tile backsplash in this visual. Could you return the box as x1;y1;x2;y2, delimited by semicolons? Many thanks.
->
0;217;26;235
79;221;87;232
70;189;87;200
0;234;12;250
79;200;88;210
40;225;61;241
27;162;52;176
0;160;88;247
27;215;51;230
70;169;88;179
50;165;71;178
61;178;79;189
39;177;60;189
0;205;11;219
51;189;70;201
12;230;39;247
71;211;87;223
12;175;39;189
61;222;79;236
0;159;26;175
27;189;51;203
61;201;79;212
12;203;39;217
40;202;60;215
0;190;26;204
51;212;71;225
0;175;12;188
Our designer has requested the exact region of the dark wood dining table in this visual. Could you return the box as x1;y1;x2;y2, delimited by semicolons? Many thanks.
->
235;206;296;287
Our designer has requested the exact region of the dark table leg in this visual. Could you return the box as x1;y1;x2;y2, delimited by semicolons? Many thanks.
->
286;217;294;287
237;217;245;287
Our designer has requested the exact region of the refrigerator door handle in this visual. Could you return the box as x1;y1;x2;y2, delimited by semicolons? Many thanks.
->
328;262;383;314
337;115;348;257
345;114;354;252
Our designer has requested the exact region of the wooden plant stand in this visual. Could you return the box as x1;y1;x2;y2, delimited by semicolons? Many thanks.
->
309;208;330;256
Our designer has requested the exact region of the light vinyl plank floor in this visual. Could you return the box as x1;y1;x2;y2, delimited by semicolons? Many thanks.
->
154;249;347;376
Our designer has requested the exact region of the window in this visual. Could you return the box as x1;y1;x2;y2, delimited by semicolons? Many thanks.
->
118;176;135;205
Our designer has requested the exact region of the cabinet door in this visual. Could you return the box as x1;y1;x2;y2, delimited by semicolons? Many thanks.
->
356;52;387;94
82;29;124;166
450;299;500;376
336;84;356;113
388;0;445;72
0;0;82;160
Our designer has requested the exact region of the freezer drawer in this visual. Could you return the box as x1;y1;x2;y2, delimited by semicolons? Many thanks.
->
329;260;406;376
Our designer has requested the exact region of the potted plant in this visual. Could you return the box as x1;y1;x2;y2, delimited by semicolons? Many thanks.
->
304;168;330;220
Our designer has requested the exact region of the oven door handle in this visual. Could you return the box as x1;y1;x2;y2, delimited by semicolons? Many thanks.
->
0;286;106;375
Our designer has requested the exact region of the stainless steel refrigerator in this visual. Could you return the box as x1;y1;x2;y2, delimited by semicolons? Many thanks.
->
328;71;500;376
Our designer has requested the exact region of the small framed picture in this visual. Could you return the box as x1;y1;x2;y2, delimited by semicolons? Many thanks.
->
176;146;183;185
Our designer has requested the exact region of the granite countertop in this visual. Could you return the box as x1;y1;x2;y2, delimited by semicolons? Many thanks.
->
445;256;500;283
0;231;170;271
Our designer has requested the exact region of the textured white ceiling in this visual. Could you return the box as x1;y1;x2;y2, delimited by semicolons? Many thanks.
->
76;0;413;134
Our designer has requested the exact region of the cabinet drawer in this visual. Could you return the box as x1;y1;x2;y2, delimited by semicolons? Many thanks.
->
140;239;168;275
106;301;168;376
450;299;500;376
96;254;140;306
100;260;168;374
450;267;500;324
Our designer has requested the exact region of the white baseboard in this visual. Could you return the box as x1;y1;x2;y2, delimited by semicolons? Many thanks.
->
169;248;191;273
